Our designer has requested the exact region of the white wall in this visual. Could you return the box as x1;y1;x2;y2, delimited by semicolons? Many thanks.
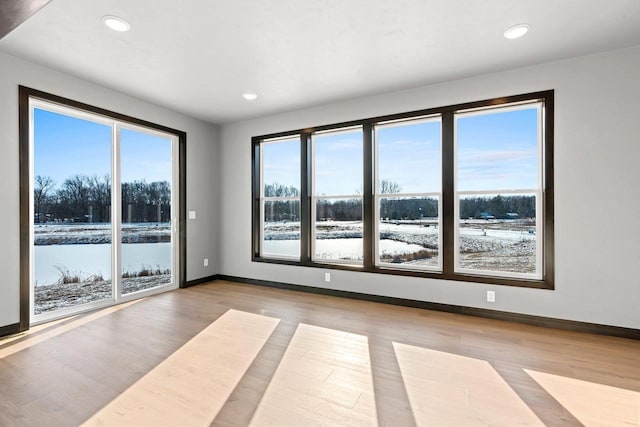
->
220;46;640;329
0;52;219;328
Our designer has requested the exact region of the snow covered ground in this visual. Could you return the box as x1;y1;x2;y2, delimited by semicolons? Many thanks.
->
264;219;536;273
34;222;170;245
34;275;171;315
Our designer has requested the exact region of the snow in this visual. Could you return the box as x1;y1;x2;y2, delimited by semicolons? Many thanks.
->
264;219;537;273
379;240;426;256
34;222;170;245
34;275;171;315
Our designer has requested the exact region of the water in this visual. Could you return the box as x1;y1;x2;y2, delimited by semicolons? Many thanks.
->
263;238;425;260
34;242;171;286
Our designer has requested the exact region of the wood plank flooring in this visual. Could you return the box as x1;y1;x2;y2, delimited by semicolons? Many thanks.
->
0;279;638;426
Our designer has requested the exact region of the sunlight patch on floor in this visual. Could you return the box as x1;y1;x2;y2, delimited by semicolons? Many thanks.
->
0;300;141;359
0;315;78;346
393;342;543;426
525;369;640;427
250;323;378;426
82;309;280;427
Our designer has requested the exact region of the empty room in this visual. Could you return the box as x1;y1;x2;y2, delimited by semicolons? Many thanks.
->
1;0;639;426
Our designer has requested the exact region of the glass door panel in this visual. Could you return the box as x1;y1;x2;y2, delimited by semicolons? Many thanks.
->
32;108;113;316
120;128;174;295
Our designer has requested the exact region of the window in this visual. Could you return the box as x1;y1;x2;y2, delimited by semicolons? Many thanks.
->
375;117;442;270
260;136;301;259
312;127;363;263
252;91;554;289
455;103;542;279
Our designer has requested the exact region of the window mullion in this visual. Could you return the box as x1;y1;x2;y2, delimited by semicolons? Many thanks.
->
300;132;311;263
442;112;455;275
362;123;374;269
112;123;122;301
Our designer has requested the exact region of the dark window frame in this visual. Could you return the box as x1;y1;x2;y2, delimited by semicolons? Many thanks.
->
252;91;554;289
19;86;188;332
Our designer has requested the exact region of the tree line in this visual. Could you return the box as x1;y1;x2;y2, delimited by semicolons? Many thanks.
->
34;174;171;223
459;195;535;219
263;181;535;221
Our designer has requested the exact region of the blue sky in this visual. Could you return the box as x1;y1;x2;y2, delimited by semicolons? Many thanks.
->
377;119;441;194
457;107;538;191
262;137;300;190
34;108;172;187
314;129;363;195
263;106;538;195
120;128;172;184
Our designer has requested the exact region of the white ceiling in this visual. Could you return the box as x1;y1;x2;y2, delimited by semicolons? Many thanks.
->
2;0;640;124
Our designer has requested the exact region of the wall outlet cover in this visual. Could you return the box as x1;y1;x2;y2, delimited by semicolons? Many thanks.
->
487;290;496;303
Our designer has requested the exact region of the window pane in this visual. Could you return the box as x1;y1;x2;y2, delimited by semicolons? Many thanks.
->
457;106;539;192
314;128;362;196
121;128;173;295
263;137;300;196
314;198;363;262
458;193;537;275
378;196;439;269
33;108;113;315
263;200;300;258
377;119;441;194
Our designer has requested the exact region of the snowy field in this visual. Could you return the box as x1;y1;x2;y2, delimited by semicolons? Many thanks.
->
264;219;536;273
34;275;171;315
34;222;170;245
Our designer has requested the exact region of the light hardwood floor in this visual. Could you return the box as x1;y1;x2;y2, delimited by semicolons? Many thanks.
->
0;280;638;426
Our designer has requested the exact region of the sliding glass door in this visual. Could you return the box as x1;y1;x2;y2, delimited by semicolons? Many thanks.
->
30;100;179;323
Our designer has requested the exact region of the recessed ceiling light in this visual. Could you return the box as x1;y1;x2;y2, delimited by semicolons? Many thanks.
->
504;24;530;40
243;93;258;101
103;16;131;32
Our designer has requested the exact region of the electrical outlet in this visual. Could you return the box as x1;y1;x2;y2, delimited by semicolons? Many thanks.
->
487;290;496;303
324;272;331;282
204;258;209;267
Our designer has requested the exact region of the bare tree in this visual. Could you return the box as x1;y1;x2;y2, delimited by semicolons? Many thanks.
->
34;175;56;222
380;179;402;194
88;174;111;222
264;182;299;197
59;175;91;220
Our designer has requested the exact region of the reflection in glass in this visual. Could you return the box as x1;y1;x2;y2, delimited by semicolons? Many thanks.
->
457;193;537;275
262;200;301;258
378;197;439;268
314;198;363;262
121;128;173;295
